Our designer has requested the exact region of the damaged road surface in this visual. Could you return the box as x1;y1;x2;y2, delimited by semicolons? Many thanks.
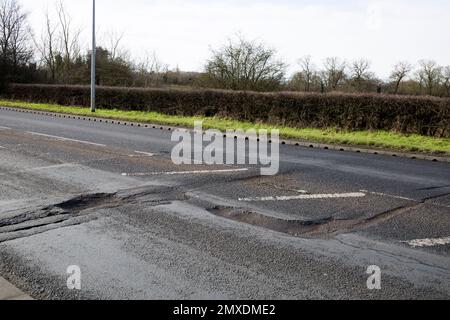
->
0;109;450;299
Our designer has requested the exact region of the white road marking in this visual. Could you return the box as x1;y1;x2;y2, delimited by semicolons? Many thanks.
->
402;237;450;248
0;126;11;130
239;192;366;202
122;168;249;176
361;190;450;209
359;190;417;202
26;163;77;171
0;146;5;149
26;132;106;147
133;151;155;157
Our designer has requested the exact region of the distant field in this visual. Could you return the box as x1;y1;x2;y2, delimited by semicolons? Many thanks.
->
1;99;449;155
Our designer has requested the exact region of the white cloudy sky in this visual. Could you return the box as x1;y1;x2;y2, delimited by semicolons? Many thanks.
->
20;0;450;79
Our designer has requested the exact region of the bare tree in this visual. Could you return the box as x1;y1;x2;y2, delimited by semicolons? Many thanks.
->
134;51;168;87
442;66;450;97
205;36;286;91
33;10;58;82
417;60;442;96
322;57;346;91
56;0;81;77
33;2;81;83
298;55;315;92
351;59;373;91
0;0;32;77
390;61;412;94
103;29;125;60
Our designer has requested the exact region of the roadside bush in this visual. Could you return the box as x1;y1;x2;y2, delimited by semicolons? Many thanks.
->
3;83;449;137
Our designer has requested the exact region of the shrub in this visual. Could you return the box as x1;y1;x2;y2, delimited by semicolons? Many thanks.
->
3;83;449;137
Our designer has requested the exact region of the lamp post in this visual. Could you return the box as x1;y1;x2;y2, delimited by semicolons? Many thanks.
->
90;0;96;112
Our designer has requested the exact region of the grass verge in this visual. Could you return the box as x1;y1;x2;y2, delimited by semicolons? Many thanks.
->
1;99;449;155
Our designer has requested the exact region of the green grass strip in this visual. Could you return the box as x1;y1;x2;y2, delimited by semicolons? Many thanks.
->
1;99;449;155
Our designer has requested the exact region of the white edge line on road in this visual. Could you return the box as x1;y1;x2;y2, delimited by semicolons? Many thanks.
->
133;151;155;157
239;192;366;202
0;146;5;149
0;126;11;130
122;168;249;176
401;236;450;248
361;190;450;209
360;190;417;202
26;132;106;147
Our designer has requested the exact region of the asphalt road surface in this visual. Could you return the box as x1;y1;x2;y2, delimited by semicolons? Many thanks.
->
0;107;449;300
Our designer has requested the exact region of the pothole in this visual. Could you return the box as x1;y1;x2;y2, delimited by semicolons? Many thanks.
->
0;192;120;242
208;202;424;238
55;193;119;214
0;186;187;243
208;206;334;237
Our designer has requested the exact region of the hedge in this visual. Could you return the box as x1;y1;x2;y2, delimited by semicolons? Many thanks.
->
2;83;449;137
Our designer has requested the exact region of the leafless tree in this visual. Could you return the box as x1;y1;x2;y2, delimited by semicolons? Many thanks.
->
205;36;286;91
417;60;442;96
0;0;32;74
134;51;168;87
103;29;125;60
322;57;346;90
33;10;58;81
33;1;81;83
298;55;315;92
442;66;450;97
351;59;373;91
390;61;412;94
56;1;81;72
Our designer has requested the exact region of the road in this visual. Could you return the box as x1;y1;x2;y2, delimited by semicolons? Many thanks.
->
0;107;449;300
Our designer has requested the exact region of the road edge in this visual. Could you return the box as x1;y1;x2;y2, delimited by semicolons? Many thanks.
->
0;276;33;300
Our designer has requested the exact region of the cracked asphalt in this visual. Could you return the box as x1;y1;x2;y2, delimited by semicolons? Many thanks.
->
0;107;449;300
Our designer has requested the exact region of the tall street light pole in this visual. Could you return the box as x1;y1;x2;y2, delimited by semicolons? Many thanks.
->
91;0;96;112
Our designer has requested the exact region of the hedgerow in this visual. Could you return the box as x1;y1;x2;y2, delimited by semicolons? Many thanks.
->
3;83;449;137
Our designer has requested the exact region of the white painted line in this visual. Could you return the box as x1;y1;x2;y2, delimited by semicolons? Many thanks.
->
239;192;366;202
0;126;11;130
402;237;450;248
122;168;249;176
134;151;155;157
26;132;106;147
26;163;77;172
360;190;417;202
0;146;5;149
361;190;449;209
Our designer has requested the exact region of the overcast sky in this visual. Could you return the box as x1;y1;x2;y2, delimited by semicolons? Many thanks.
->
20;0;450;79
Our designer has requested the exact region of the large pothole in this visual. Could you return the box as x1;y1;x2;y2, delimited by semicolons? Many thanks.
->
0;185;187;243
0;192;120;243
208;203;424;238
208;206;335;237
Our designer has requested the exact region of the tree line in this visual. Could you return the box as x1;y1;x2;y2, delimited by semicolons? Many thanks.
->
1;0;449;97
287;57;450;97
0;0;199;89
